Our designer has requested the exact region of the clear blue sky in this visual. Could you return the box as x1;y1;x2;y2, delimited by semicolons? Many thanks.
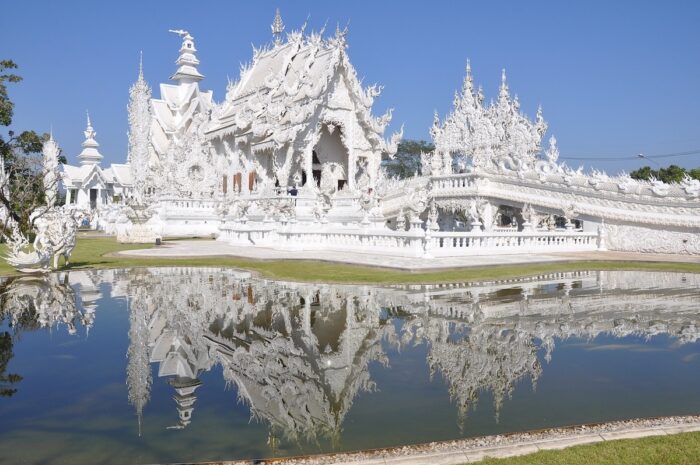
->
3;0;700;173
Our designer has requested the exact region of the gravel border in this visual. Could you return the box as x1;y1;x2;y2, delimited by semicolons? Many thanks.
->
156;414;700;465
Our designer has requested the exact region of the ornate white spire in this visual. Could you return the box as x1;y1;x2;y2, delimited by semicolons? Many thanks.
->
77;111;103;166
138;50;144;81
126;295;153;438
168;29;204;83
127;54;153;200
42;133;60;207
499;68;509;102
545;135;559;163
271;8;285;45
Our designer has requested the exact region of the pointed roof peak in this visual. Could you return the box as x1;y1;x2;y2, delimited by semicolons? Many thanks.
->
462;59;474;95
138;50;144;80
499;68;510;102
79;111;103;166
168;29;204;83
271;8;285;45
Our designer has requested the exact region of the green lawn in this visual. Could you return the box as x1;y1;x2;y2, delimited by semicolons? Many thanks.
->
472;431;700;465
1;236;699;284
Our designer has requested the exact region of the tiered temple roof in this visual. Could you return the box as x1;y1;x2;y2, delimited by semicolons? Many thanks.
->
207;17;401;158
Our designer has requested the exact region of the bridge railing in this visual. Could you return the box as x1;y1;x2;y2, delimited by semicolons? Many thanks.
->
426;230;599;256
430;173;477;190
219;222;601;257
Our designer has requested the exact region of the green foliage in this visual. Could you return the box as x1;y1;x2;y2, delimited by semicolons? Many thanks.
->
630;166;655;181
0;331;22;397
0;60;22;127
630;164;699;184
383;139;434;179
0;59;56;233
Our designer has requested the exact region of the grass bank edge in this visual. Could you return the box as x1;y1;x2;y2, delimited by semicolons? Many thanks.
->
1;237;699;285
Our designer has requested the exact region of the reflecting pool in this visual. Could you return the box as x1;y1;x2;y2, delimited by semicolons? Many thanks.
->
1;268;700;464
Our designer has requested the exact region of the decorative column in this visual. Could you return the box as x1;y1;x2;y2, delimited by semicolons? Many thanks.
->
597;219;607;250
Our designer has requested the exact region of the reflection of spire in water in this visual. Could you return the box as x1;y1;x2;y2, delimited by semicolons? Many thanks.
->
167;377;202;429
126;293;152;436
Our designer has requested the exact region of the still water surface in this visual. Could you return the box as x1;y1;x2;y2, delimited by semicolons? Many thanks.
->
1;268;699;464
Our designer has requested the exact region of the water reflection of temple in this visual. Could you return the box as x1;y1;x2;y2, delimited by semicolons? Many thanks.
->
2;268;700;443
114;268;397;440
0;270;107;335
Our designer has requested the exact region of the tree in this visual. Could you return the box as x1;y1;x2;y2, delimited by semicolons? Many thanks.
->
0;277;40;398
382;139;434;179
0;60;63;233
630;164;700;184
0;331;22;397
629;165;657;181
657;165;688;184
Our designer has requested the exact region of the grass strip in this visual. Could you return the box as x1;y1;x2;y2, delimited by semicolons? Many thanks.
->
0;237;698;284
473;430;700;465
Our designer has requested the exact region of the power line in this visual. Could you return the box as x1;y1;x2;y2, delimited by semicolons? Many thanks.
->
560;149;700;162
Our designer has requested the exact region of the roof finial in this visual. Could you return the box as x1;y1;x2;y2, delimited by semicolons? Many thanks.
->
79;110;103;166
499;68;510;101
138;50;144;80
168;29;204;83
271;8;285;45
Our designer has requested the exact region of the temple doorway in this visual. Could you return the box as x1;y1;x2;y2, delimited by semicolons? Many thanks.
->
90;189;97;209
311;124;349;191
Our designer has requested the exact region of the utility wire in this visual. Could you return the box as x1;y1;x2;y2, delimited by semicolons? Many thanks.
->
560;149;700;161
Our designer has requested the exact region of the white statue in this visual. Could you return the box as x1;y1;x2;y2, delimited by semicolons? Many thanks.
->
4;137;81;272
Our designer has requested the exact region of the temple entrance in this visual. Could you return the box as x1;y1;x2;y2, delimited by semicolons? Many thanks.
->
312;151;322;187
90;189;97;209
310;124;349;191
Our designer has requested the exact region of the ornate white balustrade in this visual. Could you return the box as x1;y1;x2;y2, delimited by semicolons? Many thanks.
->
154;197;222;236
426;230;598;256
159;197;220;214
219;221;601;257
430;173;477;191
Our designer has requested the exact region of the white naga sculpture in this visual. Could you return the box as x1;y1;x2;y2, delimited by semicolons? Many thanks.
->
4;136;83;272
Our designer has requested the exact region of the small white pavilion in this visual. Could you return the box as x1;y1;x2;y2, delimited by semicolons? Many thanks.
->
61;112;133;210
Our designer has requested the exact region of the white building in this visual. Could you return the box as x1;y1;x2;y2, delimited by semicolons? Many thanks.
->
61;113;133;211
56;10;698;256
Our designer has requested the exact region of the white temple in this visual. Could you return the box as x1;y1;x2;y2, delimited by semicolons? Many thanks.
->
62;112;133;212
53;10;699;256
